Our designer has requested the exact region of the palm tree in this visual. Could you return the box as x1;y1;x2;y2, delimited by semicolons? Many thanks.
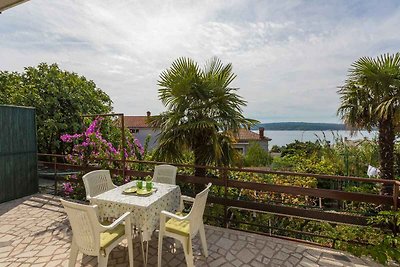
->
337;53;400;195
149;57;257;177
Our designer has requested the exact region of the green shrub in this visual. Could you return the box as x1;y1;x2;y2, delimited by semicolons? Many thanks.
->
244;142;272;167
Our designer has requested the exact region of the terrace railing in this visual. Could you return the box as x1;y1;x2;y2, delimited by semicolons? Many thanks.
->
38;153;400;248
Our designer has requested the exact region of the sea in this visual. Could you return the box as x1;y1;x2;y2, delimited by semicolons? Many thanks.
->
257;130;377;147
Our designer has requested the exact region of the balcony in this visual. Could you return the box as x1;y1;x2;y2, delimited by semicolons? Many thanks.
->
0;194;382;266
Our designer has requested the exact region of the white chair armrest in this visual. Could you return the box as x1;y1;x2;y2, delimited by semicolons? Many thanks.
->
161;210;189;221
100;212;131;231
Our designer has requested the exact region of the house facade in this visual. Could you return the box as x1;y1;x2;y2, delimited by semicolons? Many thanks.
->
233;127;271;155
124;111;160;150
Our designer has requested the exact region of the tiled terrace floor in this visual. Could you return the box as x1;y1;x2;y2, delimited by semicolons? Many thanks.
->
0;194;383;267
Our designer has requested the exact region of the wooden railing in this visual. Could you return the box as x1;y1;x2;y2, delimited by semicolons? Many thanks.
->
38;153;400;247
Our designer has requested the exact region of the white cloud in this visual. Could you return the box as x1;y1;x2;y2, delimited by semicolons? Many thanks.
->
1;0;400;122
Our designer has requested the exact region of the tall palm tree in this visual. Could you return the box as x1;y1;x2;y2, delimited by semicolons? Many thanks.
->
337;53;400;195
149;57;257;177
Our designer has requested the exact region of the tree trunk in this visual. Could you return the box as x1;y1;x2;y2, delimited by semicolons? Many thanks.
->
378;118;395;195
194;152;207;193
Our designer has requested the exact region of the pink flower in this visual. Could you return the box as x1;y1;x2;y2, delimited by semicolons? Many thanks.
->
60;133;83;142
63;182;74;195
85;117;104;135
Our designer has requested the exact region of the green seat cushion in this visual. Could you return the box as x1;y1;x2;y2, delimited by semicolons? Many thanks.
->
165;212;190;237
100;224;125;250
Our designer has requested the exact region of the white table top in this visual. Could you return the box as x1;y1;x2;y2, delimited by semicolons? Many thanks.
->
92;181;179;207
91;180;181;241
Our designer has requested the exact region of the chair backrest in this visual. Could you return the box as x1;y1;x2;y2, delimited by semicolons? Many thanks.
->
152;165;178;185
61;199;100;256
82;170;115;200
188;183;212;235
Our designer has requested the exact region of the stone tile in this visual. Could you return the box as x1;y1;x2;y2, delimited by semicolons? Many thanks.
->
236;248;255;264
288;255;301;265
275;251;289;261
231;240;247;251
318;257;344;266
15;250;38;258
209;257;227;267
261;245;275;258
263;256;271;265
270;259;284;267
215;237;235;250
299;257;320;267
231;259;244;266
226;252;235;261
250;260;264;267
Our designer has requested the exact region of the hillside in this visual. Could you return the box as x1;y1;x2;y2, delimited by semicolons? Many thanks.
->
253;122;348;131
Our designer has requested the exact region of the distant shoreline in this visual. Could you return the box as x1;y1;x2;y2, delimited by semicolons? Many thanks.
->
262;129;348;131
260;130;376;147
253;122;350;131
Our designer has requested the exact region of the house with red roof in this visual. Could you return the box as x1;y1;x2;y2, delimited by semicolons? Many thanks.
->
124;111;160;149
234;127;271;154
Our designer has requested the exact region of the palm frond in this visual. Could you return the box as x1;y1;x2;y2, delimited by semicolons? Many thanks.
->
338;53;400;130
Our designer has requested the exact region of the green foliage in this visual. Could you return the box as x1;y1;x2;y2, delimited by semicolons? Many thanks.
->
244;142;272;167
368;211;400;236
272;152;337;175
273;135;380;178
280;140;321;157
270;145;281;153
149;57;258;168
344;211;400;265
0;63;112;154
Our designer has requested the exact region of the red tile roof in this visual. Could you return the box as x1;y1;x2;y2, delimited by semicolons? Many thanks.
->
124;116;151;128
236;128;260;140
235;128;271;141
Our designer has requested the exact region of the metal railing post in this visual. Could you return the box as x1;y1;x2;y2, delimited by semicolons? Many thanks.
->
223;169;229;228
53;156;58;195
393;182;399;211
121;114;126;180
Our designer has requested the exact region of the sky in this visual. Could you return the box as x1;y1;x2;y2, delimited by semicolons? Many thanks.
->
1;0;400;123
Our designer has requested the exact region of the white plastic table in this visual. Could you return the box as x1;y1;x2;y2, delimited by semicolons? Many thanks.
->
91;180;181;265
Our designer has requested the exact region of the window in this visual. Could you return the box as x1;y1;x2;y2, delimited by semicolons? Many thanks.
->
129;128;139;133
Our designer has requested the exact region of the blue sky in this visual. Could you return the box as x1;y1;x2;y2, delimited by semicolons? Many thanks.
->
1;0;400;123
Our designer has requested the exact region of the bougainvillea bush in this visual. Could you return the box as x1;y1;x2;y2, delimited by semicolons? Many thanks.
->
60;117;148;199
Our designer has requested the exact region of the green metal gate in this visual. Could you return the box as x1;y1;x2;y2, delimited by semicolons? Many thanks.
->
0;105;38;203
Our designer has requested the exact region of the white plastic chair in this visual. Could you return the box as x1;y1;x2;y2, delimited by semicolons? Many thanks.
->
158;183;212;267
152;164;178;185
82;170;117;201
61;199;134;267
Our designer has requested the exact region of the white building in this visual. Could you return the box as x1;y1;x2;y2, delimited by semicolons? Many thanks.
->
124;111;160;150
233;127;271;155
